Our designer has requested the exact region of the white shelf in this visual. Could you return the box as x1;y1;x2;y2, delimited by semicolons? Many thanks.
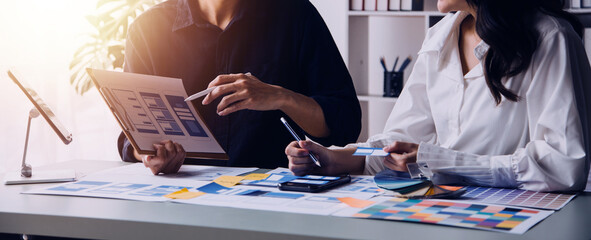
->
357;95;398;103
349;11;445;17
351;9;591;16
568;8;591;14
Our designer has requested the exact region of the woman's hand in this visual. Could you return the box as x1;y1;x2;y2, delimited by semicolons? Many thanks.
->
285;140;366;176
383;141;419;172
202;73;288;116
285;140;333;176
140;140;186;175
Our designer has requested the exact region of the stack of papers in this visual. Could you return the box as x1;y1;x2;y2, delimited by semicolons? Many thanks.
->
22;164;577;234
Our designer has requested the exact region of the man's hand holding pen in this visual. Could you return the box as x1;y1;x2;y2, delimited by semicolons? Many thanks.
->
202;73;289;116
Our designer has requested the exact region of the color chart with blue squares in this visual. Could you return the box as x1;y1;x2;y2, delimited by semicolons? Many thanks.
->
351;198;553;234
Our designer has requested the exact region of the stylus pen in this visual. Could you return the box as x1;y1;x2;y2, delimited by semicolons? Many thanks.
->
184;72;252;102
185;87;216;102
280;117;322;167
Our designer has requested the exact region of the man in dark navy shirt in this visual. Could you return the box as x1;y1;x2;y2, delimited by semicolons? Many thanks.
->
118;0;361;173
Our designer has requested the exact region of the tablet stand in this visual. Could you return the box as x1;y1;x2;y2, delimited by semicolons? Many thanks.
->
20;108;38;177
3;108;76;185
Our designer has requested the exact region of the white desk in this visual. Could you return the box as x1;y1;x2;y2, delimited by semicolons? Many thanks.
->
1;160;590;240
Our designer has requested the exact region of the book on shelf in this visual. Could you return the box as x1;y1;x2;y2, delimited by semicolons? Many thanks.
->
377;0;388;11
350;0;363;10
573;0;581;8
365;0;377;11
389;0;401;11
401;0;424;11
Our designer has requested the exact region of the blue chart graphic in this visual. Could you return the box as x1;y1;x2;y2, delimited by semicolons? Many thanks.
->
112;89;158;134
246;174;299;187
197;182;231;194
361;187;382;194
237;189;269;197
49;181;110;192
306;196;340;203
131;185;191;197
165;95;207;137
140;92;184;136
263;192;305;199
88;183;151;194
351;177;374;185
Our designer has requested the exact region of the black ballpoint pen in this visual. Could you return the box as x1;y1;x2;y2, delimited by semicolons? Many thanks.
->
280;117;321;167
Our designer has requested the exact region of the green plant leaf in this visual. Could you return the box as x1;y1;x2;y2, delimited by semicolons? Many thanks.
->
72;43;99;60
97;0;120;8
69;0;162;95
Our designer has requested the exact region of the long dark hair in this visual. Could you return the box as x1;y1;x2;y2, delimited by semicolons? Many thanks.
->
466;0;583;104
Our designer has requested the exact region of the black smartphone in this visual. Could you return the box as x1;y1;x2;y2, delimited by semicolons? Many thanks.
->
278;175;351;193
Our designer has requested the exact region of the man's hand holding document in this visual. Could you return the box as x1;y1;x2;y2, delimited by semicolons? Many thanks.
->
87;69;228;168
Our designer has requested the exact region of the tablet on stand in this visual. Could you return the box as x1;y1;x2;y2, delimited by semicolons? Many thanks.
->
4;70;76;185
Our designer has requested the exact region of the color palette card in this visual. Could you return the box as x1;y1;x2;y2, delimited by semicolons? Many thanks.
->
374;169;430;194
335;198;553;234
460;186;576;210
353;147;389;156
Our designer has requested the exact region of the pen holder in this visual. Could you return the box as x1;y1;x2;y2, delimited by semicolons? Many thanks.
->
383;71;403;97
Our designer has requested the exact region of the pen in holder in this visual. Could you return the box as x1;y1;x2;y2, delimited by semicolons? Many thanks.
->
383;71;403;97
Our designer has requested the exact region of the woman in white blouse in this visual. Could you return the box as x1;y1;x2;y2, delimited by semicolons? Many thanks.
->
285;0;591;192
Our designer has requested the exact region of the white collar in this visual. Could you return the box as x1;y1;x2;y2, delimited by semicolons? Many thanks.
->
419;11;489;79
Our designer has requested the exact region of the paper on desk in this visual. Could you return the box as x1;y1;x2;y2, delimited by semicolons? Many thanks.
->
24;164;256;202
171;173;382;216
24;178;211;202
164;188;205;199
213;175;245;187
264;167;292;175
25;164;387;216
242;173;269;181
83;163;257;182
172;184;375;216
337;197;376;208
198;182;232;193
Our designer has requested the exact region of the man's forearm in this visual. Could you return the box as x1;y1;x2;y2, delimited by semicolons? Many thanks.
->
280;89;330;138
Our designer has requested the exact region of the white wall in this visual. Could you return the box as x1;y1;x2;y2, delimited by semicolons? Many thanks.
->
310;0;349;62
0;1;122;174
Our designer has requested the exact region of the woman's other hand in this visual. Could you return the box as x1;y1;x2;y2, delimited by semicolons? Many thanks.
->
383;141;418;172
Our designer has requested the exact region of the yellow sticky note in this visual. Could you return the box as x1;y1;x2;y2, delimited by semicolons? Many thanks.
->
214;175;245;187
242;173;270;181
337;197;376;208
164;188;205;199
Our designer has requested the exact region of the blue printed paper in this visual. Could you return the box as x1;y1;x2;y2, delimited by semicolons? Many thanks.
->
353;147;389;156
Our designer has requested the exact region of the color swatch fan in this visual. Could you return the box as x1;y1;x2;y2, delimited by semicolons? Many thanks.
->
374;169;465;199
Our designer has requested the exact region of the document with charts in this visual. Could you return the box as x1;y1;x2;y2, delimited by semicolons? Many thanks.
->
87;69;227;159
